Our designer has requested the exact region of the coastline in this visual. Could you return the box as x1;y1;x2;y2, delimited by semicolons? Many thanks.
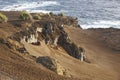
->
0;11;120;80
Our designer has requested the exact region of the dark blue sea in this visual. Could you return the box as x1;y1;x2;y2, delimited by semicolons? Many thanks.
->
0;0;120;29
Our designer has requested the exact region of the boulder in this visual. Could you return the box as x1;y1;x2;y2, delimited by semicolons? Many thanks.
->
36;56;66;76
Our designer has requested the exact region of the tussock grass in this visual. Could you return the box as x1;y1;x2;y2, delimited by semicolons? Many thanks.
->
0;13;8;23
33;14;41;20
19;11;31;20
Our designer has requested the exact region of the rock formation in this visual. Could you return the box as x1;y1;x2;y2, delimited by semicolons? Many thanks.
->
36;56;66;76
0;11;120;80
3;13;86;62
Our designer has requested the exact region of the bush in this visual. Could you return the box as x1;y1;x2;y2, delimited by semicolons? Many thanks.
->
19;11;31;20
49;12;54;16
33;14;41;20
58;12;65;17
0;13;8;23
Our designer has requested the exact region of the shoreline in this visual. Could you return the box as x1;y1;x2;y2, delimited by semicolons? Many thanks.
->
1;11;120;29
0;10;120;80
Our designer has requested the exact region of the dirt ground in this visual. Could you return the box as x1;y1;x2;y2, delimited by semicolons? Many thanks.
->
0;11;120;80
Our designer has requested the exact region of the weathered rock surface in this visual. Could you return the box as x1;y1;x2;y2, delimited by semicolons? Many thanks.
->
0;11;120;80
57;29;87;62
5;13;85;62
36;56;66;76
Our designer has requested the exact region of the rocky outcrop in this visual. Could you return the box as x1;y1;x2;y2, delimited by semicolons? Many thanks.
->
10;26;38;43
36;56;66;76
57;28;88;62
3;13;87;62
6;39;23;50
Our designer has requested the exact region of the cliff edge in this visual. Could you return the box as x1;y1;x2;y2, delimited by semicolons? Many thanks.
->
0;11;120;80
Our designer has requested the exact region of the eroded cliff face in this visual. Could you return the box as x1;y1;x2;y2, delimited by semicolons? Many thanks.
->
0;13;87;78
3;13;86;63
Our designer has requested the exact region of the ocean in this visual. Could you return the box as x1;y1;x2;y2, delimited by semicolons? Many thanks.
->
0;0;120;29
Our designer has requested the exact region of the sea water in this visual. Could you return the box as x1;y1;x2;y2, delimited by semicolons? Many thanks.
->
0;0;120;29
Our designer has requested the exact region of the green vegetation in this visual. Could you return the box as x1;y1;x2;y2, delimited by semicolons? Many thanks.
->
49;12;54;16
0;13;8;23
33;14;41;20
58;12;65;17
19;11;31;20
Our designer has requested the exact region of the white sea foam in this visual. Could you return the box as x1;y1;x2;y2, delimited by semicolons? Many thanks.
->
0;1;60;13
27;10;50;13
81;20;120;29
1;0;120;29
27;9;68;13
93;20;120;26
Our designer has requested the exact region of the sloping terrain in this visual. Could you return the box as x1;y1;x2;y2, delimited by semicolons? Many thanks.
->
65;27;120;79
0;11;120;80
87;28;120;51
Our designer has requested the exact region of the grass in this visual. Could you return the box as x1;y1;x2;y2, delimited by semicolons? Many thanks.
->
49;12;54;16
0;13;8;23
19;11;31;20
58;12;65;17
33;14;41;20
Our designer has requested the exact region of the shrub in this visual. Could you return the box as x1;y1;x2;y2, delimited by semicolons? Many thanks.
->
49;12;54;16
33;14;41;20
58;12;65;17
0;13;8;23
19;11;31;20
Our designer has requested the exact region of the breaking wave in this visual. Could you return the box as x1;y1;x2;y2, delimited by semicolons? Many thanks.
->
0;0;120;29
0;1;60;13
81;20;120;29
